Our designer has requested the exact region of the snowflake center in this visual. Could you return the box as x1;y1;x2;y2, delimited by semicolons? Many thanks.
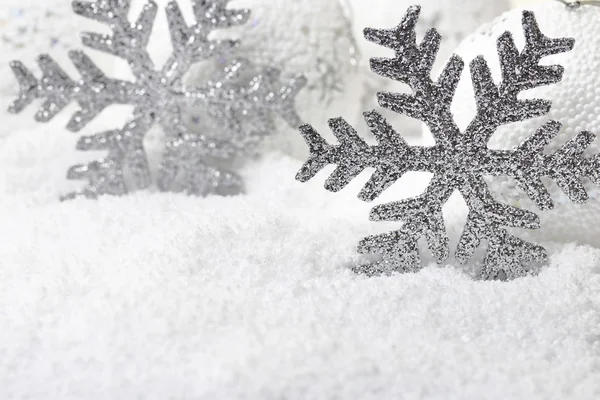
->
428;143;483;189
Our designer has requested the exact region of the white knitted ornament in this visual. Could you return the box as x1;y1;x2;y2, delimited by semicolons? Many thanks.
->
350;0;511;135
446;2;600;247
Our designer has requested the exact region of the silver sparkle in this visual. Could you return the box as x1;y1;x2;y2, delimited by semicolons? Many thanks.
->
8;0;306;199
295;6;600;280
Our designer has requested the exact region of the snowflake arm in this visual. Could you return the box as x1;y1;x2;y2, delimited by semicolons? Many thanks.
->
63;113;154;200
456;176;547;281
296;110;454;273
365;5;464;148
359;174;454;274
61;129;130;201
73;0;159;75
9;51;136;132
465;11;574;145
484;122;600;209
296;111;435;201
295;7;462;199
161;0;249;85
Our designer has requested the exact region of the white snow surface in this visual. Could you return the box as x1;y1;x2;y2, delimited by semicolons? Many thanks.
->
1;108;600;398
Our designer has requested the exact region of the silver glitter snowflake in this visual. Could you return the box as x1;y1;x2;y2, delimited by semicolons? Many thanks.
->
8;0;306;199
296;6;600;280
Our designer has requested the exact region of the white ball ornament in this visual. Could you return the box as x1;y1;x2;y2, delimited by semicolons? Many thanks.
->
349;0;511;135
447;2;600;247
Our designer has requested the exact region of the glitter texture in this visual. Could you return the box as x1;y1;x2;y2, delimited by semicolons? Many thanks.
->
8;0;306;199
295;6;600;280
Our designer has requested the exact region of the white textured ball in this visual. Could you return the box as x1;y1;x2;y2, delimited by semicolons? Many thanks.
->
447;3;600;247
349;0;510;135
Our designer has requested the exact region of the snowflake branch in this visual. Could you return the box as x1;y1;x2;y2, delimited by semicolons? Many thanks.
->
8;51;137;131
73;0;158;75
364;5;464;147
62;114;154;199
61;156;127;200
162;0;250;85
296;110;435;201
456;177;546;279
356;174;454;275
485;121;600;210
465;11;574;146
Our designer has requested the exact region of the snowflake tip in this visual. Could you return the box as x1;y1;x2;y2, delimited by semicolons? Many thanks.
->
295;124;329;182
363;110;406;147
363;5;421;50
479;233;548;281
328;117;361;144
397;4;422;30
522;10;575;57
134;2;159;43
551;130;597;204
66;164;89;181
166;2;197;53
70;2;98;20
8;61;39;114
